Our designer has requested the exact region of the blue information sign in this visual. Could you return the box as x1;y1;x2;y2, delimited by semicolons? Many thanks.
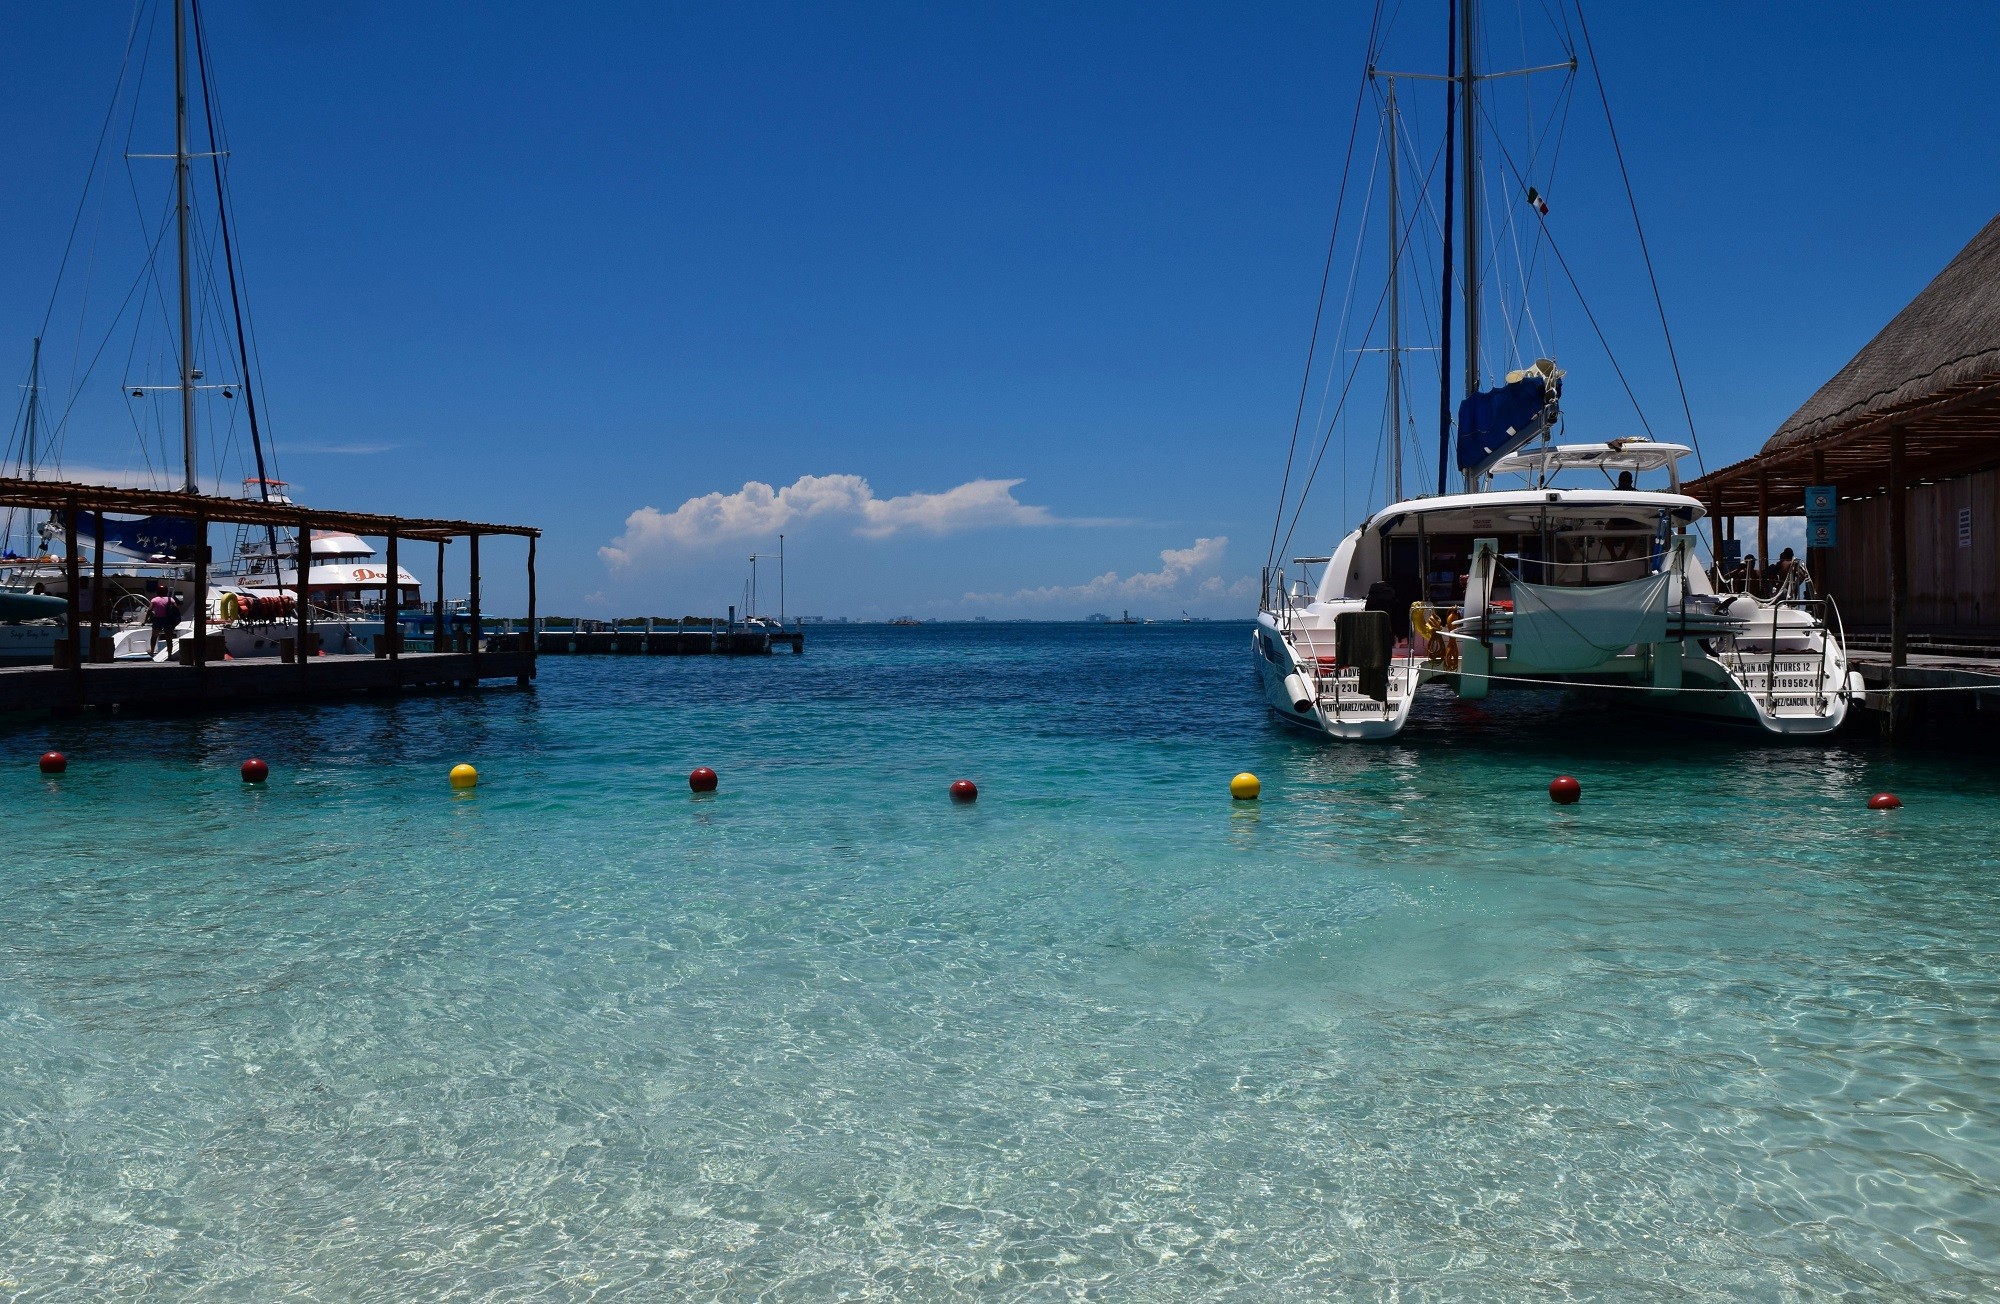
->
1804;485;1837;548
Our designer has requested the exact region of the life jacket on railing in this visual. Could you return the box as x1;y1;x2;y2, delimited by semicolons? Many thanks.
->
1410;604;1460;671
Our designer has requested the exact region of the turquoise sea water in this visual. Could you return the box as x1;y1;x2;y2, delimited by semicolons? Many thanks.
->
5;623;1999;1300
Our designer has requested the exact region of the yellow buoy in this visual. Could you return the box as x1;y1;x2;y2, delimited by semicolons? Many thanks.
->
1230;772;1261;801
449;763;479;789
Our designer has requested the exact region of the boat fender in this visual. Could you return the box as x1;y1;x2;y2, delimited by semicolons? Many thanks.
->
1282;672;1314;713
219;592;240;623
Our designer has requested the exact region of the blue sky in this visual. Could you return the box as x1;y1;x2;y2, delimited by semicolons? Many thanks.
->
6;2;1997;617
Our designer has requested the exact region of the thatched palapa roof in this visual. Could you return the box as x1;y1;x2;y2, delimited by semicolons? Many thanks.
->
1766;212;2000;453
1689;212;2000;513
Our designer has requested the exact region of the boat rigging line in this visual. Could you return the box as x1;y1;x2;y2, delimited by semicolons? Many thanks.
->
1572;0;1705;477
1469;97;1658;447
191;0;282;561
1266;0;1387;575
1433;0;1457;495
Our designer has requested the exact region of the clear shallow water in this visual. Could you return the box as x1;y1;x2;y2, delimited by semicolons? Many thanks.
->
4;623;1999;1300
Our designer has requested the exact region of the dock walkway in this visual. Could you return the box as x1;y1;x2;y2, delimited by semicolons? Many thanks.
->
0;650;532;715
1848;648;2000;738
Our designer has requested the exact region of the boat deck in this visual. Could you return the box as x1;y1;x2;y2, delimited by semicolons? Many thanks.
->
0;649;532;715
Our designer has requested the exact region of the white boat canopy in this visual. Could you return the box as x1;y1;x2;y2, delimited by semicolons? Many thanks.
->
1487;439;1693;489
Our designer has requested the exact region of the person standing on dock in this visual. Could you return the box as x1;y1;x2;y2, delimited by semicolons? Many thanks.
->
147;585;180;656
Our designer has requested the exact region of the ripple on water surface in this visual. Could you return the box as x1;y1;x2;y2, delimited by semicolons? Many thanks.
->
4;624;1999;1299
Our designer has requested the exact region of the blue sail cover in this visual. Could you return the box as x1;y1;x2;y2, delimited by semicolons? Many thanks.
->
1456;373;1555;479
76;514;200;559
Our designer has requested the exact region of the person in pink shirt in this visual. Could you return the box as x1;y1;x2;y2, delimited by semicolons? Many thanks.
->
147;586;181;655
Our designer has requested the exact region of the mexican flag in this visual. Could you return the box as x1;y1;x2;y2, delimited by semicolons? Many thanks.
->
1526;186;1549;216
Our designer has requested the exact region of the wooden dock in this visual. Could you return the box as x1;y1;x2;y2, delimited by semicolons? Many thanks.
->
1849;648;2000;739
0;650;533;716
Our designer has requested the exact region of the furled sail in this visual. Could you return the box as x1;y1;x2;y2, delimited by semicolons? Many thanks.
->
74;514;201;560
1456;359;1562;481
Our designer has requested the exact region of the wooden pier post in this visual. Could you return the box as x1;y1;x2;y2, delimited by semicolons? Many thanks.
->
89;509;105;661
1703;486;1723;579
468;532;481;681
1809;448;1827;600
1889;427;1907;670
1756;471;1769;595
523;533;537;684
296;512;312;685
63;500;81;695
435;540;446;651
384;532;401;680
191;510;208;670
380;528;400;696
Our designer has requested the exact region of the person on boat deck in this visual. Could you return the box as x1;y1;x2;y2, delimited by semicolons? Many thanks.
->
147;586;180;655
1769;548;1802;599
1616;470;1635;490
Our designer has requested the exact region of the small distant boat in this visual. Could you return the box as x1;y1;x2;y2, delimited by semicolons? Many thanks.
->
889;617;922;627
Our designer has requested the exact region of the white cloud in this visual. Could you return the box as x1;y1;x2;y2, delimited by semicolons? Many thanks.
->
601;474;1076;567
287;442;398;455
964;535;1251;611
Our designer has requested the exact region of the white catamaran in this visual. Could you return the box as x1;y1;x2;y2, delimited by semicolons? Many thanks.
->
1256;0;1861;741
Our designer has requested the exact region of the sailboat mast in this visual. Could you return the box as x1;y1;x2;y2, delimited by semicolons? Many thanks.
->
1384;81;1403;503
24;338;40;483
1434;0;1457;494
173;0;197;495
23;337;41;546
1460;0;1479;433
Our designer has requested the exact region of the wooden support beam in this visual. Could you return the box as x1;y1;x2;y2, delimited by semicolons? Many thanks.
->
436;541;446;651
89;509;105;660
297;513;312;684
523;533;538;684
385;532;401;673
468;532;481;678
1809;448;1827;600
1889;427;1907;669
64;500;81;688
191;512;209;669
1756;471;1769;592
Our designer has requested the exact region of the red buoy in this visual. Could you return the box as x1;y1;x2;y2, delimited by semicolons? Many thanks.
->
1867;792;1902;811
242;758;269;784
38;751;66;774
689;766;718;793
1549;774;1581;805
950;779;978;803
